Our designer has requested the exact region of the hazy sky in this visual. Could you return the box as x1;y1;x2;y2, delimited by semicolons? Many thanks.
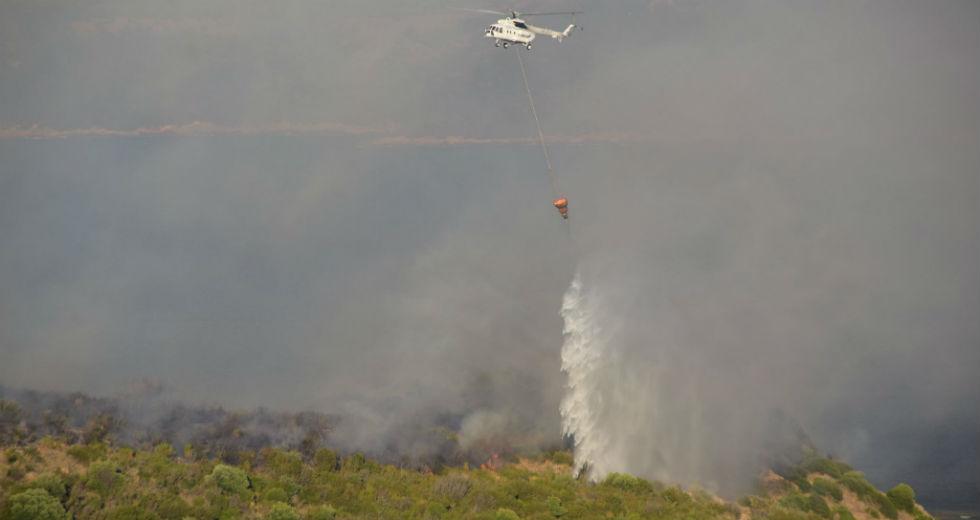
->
1;0;977;507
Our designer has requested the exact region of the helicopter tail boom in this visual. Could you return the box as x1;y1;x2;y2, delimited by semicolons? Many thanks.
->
560;24;575;40
527;23;576;41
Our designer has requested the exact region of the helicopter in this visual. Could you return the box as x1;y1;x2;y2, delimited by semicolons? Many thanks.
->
466;9;581;49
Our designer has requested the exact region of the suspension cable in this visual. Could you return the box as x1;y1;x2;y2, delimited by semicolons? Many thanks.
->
516;49;561;198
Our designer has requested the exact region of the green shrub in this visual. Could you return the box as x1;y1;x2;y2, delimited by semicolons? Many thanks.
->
7;488;67;520
426;501;448;518
67;443;107;464
662;486;690;504
840;471;876;498
313;449;337;472
545;451;574;466
601;472;652;493
28;472;67;500
546;496;567;517
781;492;810;512
263;486;289;503
495;508;520;520
837;506;856;520
263;449;303;479
85;460;123;497
801;457;852;479
914;510;934;520
208;464;250;495
886;483;915;512
268;502;300;520
808;494;832;518
341;452;378;473
137;493;192;518
812;478;843;501
874;492;898;520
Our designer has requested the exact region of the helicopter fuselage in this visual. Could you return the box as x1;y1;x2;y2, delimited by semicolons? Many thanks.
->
485;18;535;48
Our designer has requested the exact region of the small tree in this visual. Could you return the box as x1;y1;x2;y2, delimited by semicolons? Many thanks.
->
547;496;567;518
208;464;250;495
7;488;67;520
887;484;915;512
268;502;300;520
29;472;67;500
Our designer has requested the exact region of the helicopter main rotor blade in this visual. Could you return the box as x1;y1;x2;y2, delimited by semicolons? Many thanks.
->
518;11;583;17
451;7;511;16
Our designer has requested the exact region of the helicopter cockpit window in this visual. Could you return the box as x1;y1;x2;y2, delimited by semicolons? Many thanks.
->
514;21;528;29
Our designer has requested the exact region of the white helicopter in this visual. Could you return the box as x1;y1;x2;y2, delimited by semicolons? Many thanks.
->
466;9;581;49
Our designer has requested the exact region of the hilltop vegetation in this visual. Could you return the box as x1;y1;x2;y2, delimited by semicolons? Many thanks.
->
0;394;935;519
0;434;934;520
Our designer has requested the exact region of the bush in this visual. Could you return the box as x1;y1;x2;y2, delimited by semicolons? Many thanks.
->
495;508;521;520
208;464;250;495
808;494;832;518
268;502;300;520
840;471;876;498
545;451;574;466
874;492;898;520
85;460;124;497
601;473;652;493
341;453;368;473
263;486;289;503
7;488;67;520
914;510;934;520
812;478;843;501
137;493;192;519
263;449;303;479
801;457;852;479
547;496;567;517
780;493;810;512
887;483;915;512
314;448;337;472
28;472;67;500
433;473;471;501
67;443;108;464
837;506;856;520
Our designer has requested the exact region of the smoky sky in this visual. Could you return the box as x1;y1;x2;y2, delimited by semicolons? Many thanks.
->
1;0;978;507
